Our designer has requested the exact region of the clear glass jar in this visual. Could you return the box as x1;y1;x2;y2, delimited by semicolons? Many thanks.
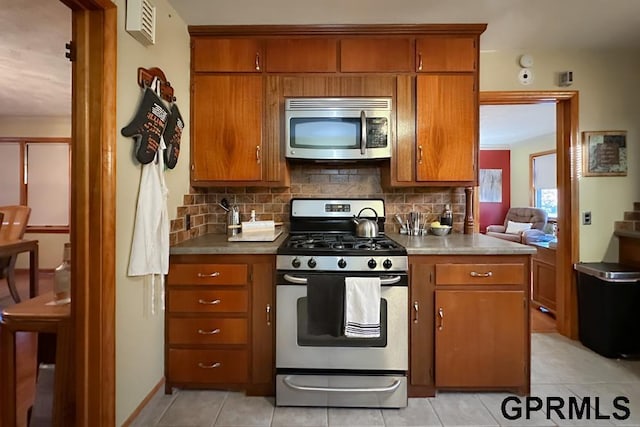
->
54;243;71;302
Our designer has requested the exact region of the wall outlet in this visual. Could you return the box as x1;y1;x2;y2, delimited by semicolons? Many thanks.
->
186;214;191;230
582;211;592;225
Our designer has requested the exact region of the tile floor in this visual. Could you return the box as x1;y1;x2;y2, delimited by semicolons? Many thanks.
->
130;333;640;426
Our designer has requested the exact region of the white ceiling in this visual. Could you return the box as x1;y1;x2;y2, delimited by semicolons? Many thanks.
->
0;0;71;117
480;103;556;148
2;0;639;145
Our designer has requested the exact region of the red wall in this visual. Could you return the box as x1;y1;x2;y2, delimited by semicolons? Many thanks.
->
479;150;511;233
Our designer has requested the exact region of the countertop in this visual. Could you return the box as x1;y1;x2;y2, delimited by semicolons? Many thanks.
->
389;232;536;255
529;240;557;250
170;232;536;256
170;232;287;255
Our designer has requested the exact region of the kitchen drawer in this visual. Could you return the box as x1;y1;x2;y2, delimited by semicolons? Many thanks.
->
435;264;524;286
168;289;248;313
168;349;249;384
168;318;248;345
168;263;248;286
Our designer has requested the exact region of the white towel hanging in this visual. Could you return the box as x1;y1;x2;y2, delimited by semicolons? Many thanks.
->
344;277;381;338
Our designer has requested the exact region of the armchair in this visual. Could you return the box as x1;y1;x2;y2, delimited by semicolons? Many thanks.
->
486;207;548;244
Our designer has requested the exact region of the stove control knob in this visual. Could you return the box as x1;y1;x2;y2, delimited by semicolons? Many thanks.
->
307;258;317;268
368;258;377;269
383;259;393;269
291;258;301;268
338;258;347;269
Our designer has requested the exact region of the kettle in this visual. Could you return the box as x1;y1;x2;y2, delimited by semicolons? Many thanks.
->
353;207;379;238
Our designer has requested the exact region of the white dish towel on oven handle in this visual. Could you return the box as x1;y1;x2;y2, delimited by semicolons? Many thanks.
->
344;277;381;338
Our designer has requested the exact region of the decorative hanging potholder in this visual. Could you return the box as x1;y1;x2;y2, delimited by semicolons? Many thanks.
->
163;103;184;169
121;87;170;164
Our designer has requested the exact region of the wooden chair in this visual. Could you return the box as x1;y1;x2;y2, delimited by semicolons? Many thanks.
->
0;205;31;302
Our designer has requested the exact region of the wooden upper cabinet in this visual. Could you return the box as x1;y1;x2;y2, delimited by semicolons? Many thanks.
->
416;74;476;182
416;36;477;72
191;75;263;182
192;38;263;72
340;38;413;72
265;38;337;72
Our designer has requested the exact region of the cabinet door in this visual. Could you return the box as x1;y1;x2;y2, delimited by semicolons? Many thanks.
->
251;262;275;393
416;36;476;72
532;248;557;312
416;74;476;182
191;75;263;182
340;38;413;72
265;39;337;72
409;263;435;393
435;290;526;388
192;38;263;72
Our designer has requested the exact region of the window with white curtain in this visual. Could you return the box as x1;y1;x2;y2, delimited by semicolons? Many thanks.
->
531;151;557;219
0;138;70;231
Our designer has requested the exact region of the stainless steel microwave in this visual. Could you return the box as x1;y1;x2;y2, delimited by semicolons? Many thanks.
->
284;97;392;161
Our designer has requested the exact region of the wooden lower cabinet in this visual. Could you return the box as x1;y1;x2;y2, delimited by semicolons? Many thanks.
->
409;255;530;396
435;290;526;388
166;255;275;395
531;243;557;313
409;262;436;397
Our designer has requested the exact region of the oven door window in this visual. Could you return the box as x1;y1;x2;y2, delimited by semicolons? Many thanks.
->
296;297;388;347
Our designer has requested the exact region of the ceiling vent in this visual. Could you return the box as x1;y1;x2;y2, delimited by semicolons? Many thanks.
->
126;0;156;46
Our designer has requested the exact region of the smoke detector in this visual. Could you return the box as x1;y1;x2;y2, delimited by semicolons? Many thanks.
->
126;0;156;46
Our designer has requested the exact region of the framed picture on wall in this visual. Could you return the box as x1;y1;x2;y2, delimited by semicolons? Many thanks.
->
582;131;627;176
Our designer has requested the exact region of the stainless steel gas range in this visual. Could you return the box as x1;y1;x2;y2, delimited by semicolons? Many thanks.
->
275;198;408;408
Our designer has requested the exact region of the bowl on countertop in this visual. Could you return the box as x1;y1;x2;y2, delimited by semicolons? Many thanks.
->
430;225;452;236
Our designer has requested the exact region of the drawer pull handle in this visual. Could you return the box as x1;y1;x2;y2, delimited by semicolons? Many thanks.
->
198;362;221;369
197;272;220;278
198;299;221;305
283;375;401;393
437;307;444;331
266;304;272;326
417;53;423;71
197;328;221;335
413;301;419;324
470;271;493;278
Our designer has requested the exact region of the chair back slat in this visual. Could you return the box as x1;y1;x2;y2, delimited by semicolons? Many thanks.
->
0;205;31;241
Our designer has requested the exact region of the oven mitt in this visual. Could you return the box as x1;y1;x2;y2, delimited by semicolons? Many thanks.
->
163;104;184;169
121;88;169;164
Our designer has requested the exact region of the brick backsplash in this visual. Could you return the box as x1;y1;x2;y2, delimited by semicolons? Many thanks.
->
170;164;466;245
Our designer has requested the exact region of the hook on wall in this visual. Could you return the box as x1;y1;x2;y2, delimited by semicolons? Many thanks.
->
137;67;176;102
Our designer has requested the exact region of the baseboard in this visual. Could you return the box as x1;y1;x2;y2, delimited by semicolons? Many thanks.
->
121;377;165;427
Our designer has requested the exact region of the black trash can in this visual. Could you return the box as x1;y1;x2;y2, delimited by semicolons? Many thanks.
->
574;262;640;358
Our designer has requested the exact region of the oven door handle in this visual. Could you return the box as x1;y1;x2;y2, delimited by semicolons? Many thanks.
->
282;375;402;393
283;274;309;284
283;274;402;285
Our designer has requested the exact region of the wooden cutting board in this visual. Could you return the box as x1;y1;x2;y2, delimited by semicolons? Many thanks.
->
227;228;283;242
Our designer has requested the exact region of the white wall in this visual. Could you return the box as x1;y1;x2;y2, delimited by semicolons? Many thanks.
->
0;116;71;269
480;49;640;262
114;0;191;423
509;133;555;207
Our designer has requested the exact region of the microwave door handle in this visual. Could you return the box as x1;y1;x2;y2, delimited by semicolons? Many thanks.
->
360;110;367;155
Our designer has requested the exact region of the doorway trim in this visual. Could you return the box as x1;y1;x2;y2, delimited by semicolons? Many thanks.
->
61;0;116;424
480;91;580;339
